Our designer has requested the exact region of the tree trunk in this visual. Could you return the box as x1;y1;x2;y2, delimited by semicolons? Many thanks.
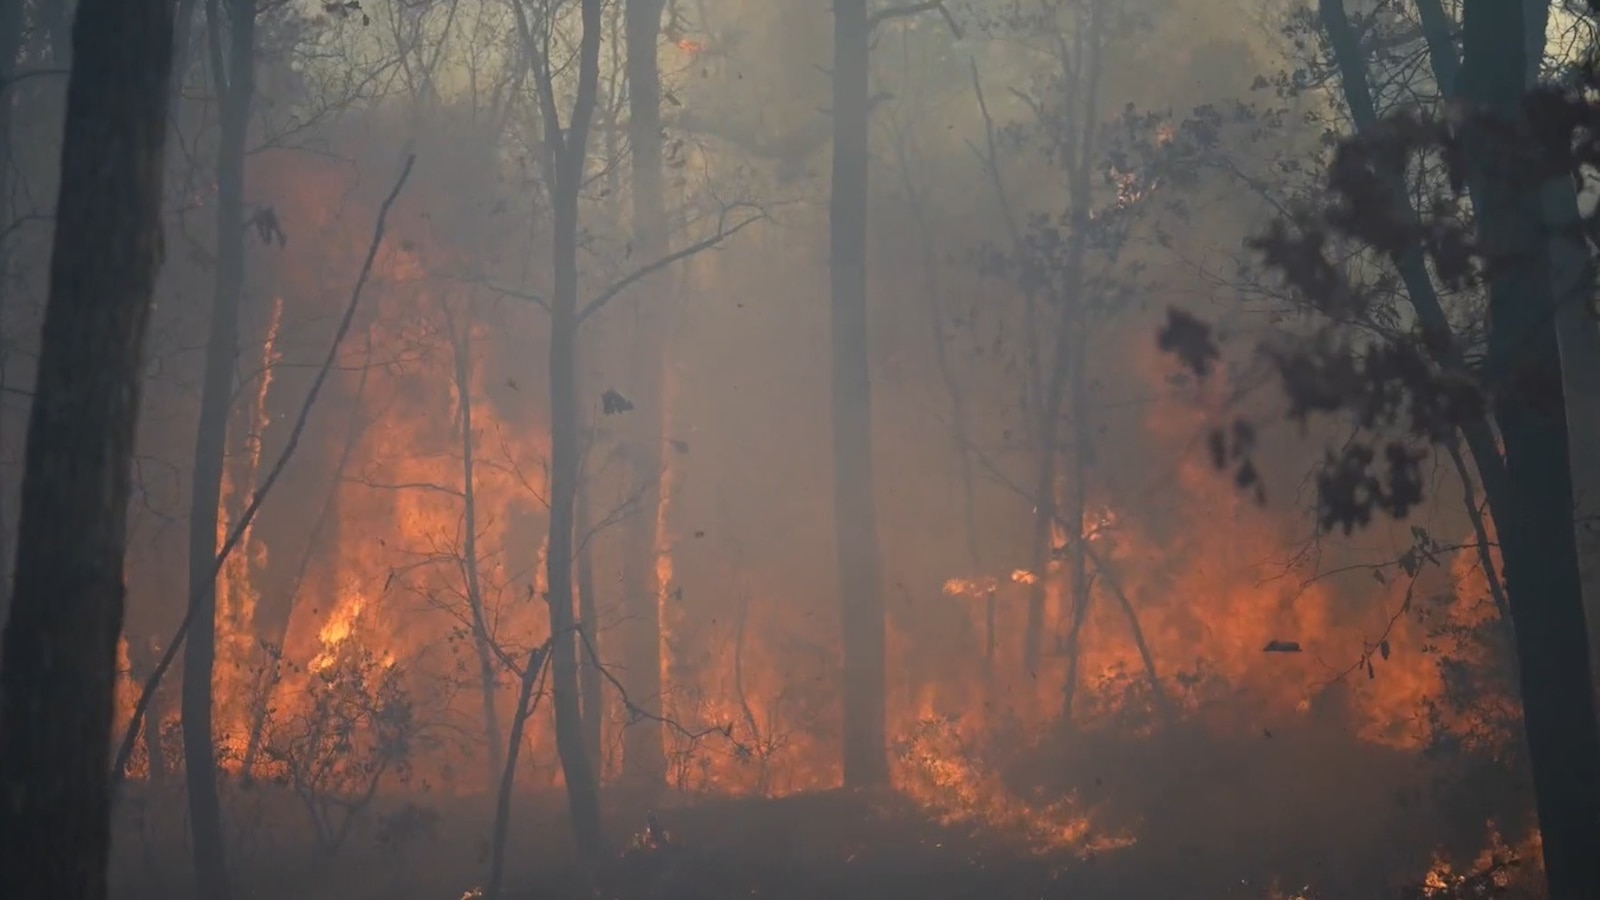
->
0;0;177;894
829;0;888;788
576;465;603;774
541;0;607;865
0;0;26;622
449;308;505;793
1459;3;1600;897
1521;0;1600;694
620;0;668;792
180;1;252;896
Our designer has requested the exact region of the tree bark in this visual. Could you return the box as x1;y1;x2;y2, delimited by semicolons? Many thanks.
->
0;0;177;894
540;0;607;866
830;0;888;787
620;0;668;792
180;1;253;896
1459;2;1600;896
1521;0;1600;694
576;464;603;774
0;0;27;621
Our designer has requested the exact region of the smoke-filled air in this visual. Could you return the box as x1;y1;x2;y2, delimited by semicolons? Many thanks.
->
11;0;1600;899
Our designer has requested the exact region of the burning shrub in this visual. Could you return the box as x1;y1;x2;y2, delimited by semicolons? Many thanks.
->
256;638;435;856
891;713;1125;855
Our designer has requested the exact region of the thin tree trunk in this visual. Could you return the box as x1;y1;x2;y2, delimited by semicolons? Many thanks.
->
576;465;603;775
620;0;667;791
239;331;374;779
0;0;177;894
1024;337;1068;674
1459;3;1600;896
830;0;888;787
535;0;607;865
180;1;252;895
449;306;505;793
1061;319;1092;719
485;643;551;900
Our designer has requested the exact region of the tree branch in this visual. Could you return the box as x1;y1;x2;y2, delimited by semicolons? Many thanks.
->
575;204;764;325
869;0;963;39
111;155;417;785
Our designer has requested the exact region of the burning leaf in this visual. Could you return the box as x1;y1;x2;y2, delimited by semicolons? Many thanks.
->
601;389;634;415
1262;639;1302;653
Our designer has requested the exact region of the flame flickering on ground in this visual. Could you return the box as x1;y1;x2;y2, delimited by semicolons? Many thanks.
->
106;144;1534;887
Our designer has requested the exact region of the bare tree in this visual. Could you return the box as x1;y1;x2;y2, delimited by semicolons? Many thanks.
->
0;0;178;895
180;0;258;894
620;0;670;794
829;0;889;789
511;0;609;864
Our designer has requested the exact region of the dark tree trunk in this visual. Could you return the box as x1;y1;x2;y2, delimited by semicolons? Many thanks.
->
542;0;607;866
41;0;71;65
1459;3;1600;897
620;0;667;792
829;0;888;788
576;468;603;774
0;0;27;620
180;1;253;896
0;0;177;895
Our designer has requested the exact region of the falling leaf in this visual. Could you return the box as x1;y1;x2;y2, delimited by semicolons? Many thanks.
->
1263;639;1302;653
601;389;634;415
669;439;689;453
1379;639;1391;660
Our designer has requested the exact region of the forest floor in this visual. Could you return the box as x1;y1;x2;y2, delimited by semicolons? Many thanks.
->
107;778;1546;900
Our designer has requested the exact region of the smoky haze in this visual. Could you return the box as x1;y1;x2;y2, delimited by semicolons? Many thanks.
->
0;0;1549;898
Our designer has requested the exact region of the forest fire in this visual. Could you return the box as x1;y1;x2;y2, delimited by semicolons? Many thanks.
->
3;1;1584;899
94;136;1539;895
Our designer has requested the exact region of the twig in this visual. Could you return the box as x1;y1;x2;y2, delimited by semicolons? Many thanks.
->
111;155;418;784
869;1;963;39
574;623;740;748
575;206;764;325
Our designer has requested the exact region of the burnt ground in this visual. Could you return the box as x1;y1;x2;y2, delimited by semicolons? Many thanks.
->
108;721;1543;900
108;785;1543;900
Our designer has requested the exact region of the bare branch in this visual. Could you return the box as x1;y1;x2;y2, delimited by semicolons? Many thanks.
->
574;623;739;748
111;155;418;785
470;276;549;312
869;1;963;39
575;203;764;325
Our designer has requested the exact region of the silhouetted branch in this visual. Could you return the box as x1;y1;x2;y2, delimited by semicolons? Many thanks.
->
111;155;418;785
869;1;962;39
575;622;740;748
575;204;764;325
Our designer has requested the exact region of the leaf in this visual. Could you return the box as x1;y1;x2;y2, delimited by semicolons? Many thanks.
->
1379;639;1391;660
1263;639;1302;653
601;389;634;415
